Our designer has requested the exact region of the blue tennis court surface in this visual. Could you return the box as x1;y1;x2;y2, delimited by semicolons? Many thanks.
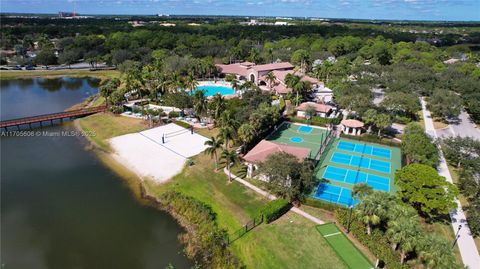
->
323;166;390;192
290;137;303;143
314;183;359;207
331;152;391;174
298;125;313;133
337;141;391;159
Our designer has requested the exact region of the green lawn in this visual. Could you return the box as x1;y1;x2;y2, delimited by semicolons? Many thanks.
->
78;113;148;151
316;223;373;269
144;154;348;269
0;69;120;80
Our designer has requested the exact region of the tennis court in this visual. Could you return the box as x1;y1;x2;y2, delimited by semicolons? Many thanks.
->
322;166;390;192
312;138;401;206
331;152;391;174
313;183;359;207
267;122;329;158
316;223;374;269
337;140;391;159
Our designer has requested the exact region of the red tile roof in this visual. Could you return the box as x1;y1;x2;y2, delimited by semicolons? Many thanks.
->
252;62;294;72
341;119;365;128
243;140;310;163
215;63;250;77
296;102;333;113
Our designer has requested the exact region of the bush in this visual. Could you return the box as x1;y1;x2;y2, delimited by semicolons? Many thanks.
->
304;197;342;211
260;198;292;223
174;120;191;129
279;97;286;111
109;105;124;114
169;111;180;118
335;208;407;269
159;191;243;269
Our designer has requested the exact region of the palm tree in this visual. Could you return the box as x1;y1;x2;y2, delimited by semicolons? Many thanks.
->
265;71;276;90
210;93;225;124
99;78;120;107
238;123;256;146
218;110;239;130
418;235;458;269
230;79;240;92
386;218;422;264
355;191;393;235
267;47;274;63
221;149;239;182
352;183;373;200
219;126;235;149
241;80;257;91
204;136;224;171
184;73;198;92
193;90;208;120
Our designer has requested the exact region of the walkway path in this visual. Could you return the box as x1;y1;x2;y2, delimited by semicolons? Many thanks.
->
449;110;480;140
420;97;480;269
224;168;324;225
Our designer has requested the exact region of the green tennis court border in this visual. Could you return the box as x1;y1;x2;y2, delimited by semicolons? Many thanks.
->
314;138;402;193
316;223;374;269
266;122;329;158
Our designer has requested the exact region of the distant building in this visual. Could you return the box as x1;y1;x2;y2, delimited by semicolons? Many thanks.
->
243;140;310;178
216;61;323;96
58;12;76;18
296;102;334;118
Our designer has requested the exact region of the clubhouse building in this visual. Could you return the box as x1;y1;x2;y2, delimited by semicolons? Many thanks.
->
216;61;327;96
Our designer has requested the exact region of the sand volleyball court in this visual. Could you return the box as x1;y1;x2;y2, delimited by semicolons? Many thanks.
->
109;123;209;182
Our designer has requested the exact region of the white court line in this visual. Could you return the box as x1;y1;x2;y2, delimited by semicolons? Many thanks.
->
337;187;344;203
323;232;341;238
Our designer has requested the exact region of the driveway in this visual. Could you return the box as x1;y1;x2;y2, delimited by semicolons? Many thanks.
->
448;110;480;140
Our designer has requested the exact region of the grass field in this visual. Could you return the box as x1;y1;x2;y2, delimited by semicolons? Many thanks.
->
316;223;374;269
78;113;148;151
0;69;120;80
144;154;348;268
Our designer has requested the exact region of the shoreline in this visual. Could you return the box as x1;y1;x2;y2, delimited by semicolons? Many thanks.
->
0;69;120;80
73;118;200;262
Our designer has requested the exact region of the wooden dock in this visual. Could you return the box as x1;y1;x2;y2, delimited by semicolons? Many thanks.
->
0;106;106;130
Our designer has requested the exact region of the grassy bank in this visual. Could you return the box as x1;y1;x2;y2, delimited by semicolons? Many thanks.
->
77;113;349;268
144;154;348;269
0;69;120;80
78;113;148;151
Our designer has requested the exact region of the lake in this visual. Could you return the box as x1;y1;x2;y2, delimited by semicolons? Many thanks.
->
0;78;192;269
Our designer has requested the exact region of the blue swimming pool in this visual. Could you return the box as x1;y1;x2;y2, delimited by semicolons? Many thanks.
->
192;85;235;97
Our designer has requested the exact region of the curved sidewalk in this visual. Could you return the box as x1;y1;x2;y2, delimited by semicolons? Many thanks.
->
223;168;324;225
420;97;480;269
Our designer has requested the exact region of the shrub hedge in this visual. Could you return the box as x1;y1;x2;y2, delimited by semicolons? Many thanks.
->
174;120;191;129
260;198;292;223
160;191;243;269
335;208;407;269
304;197;342;211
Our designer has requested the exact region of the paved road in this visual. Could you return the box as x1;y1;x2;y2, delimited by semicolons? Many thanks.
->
421;98;480;269
449;110;480;140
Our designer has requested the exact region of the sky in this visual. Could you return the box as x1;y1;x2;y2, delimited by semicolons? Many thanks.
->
1;0;479;21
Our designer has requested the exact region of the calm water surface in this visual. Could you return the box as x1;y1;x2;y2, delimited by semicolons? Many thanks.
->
1;78;192;269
